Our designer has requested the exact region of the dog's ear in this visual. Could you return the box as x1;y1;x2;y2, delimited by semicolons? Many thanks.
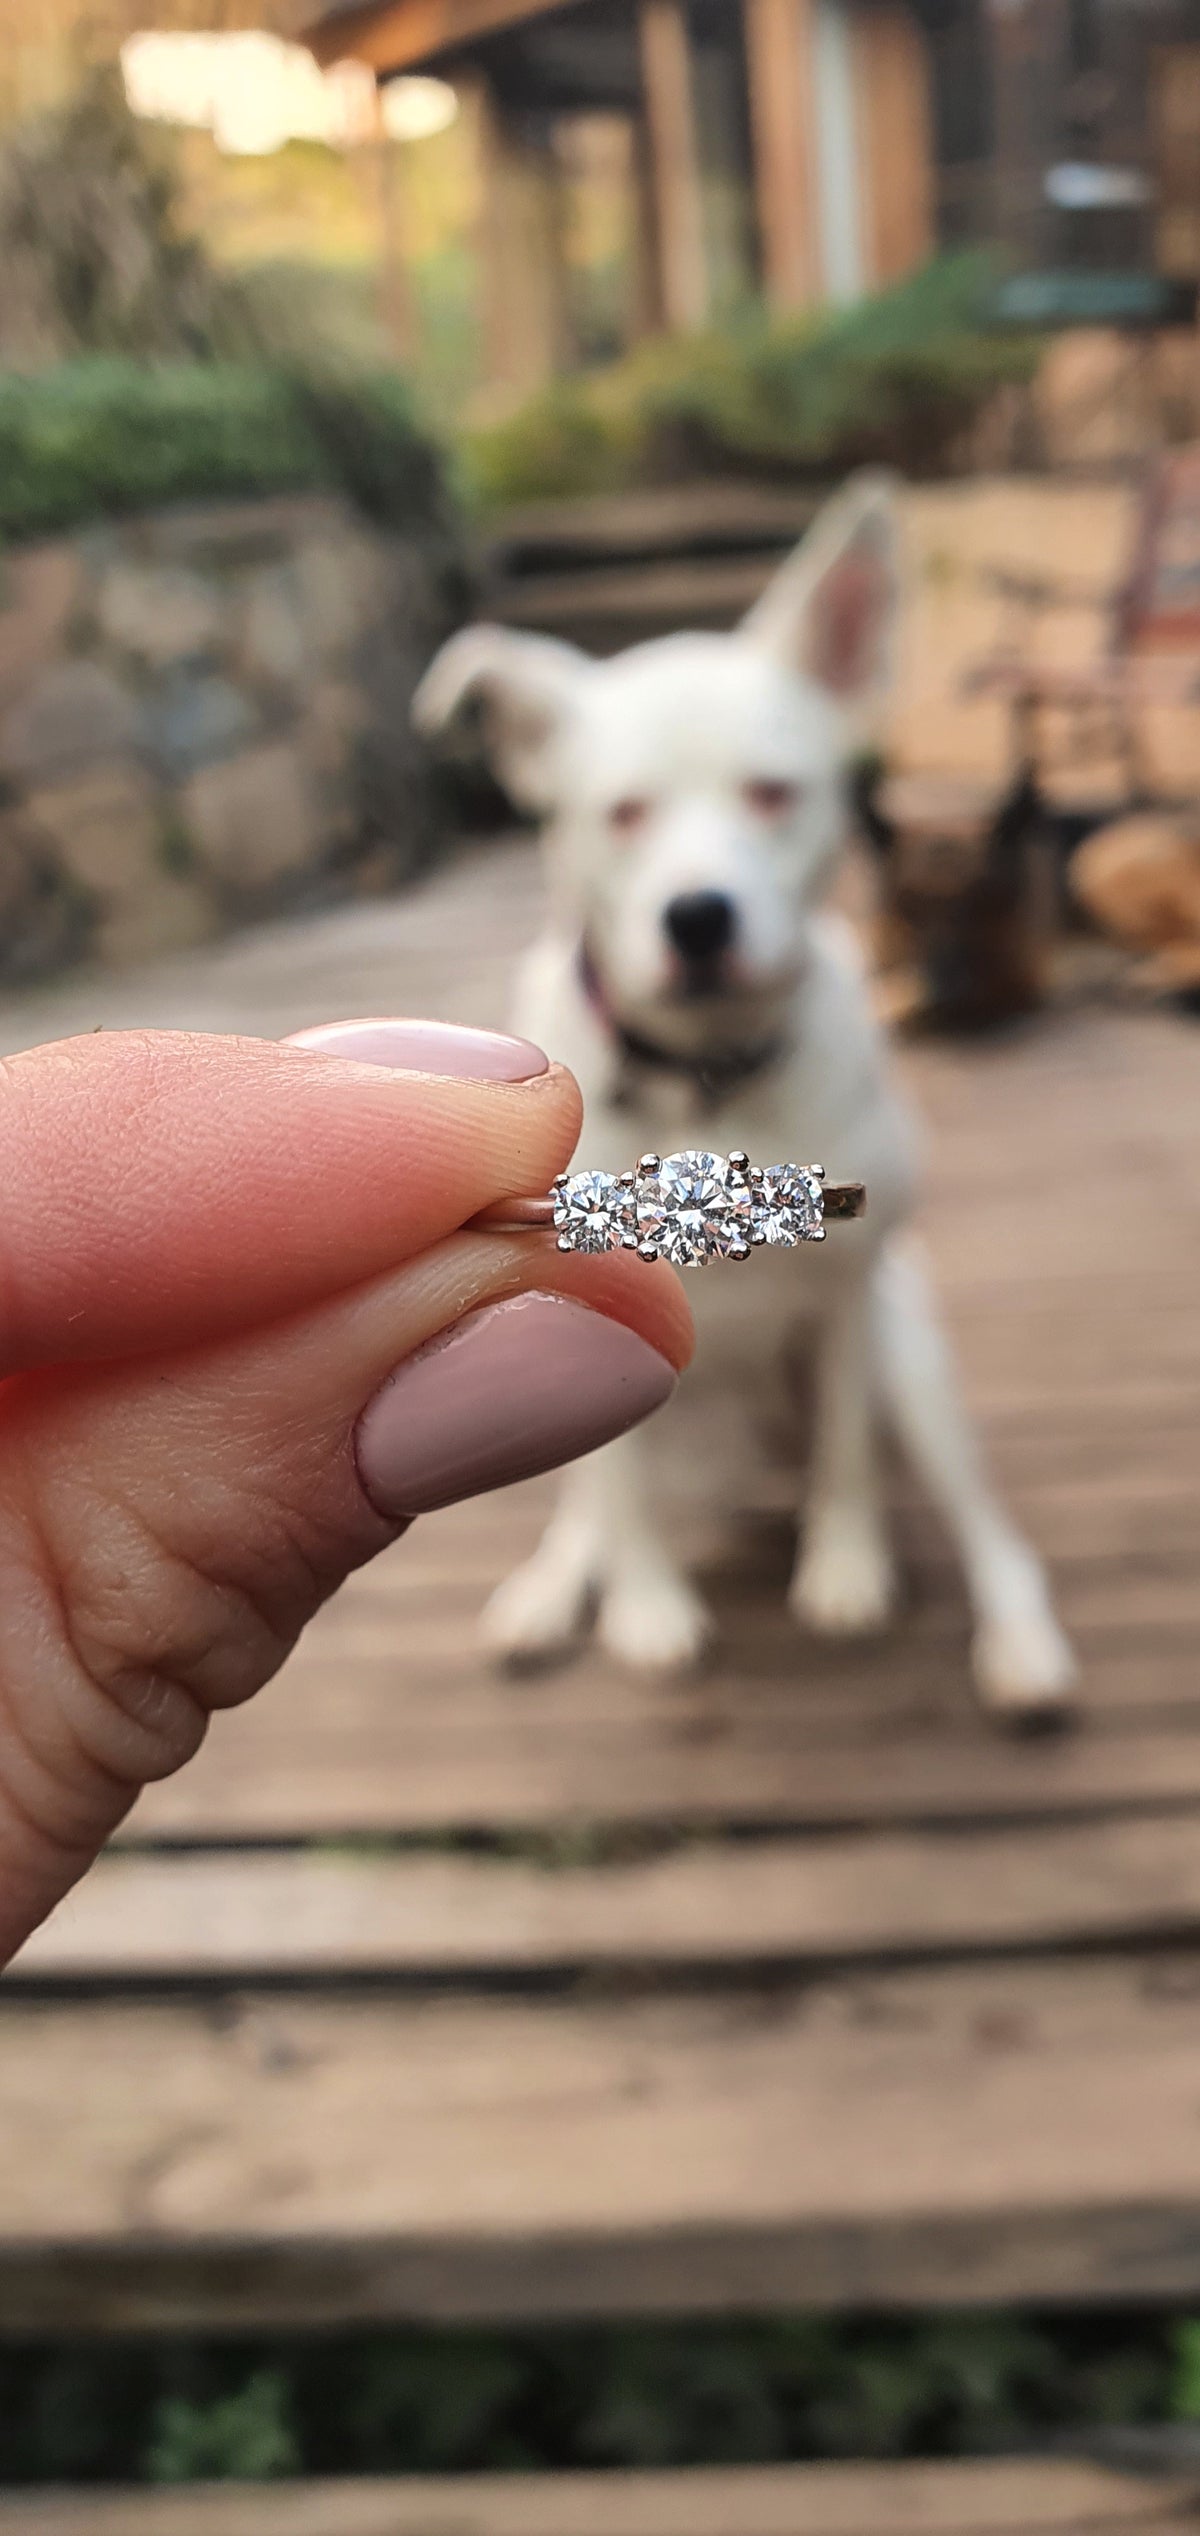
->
413;625;591;812
742;472;901;720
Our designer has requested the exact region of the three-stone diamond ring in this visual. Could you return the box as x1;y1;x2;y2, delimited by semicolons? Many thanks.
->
467;1149;866;1267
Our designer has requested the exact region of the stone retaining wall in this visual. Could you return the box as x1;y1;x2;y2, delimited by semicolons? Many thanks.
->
0;493;457;980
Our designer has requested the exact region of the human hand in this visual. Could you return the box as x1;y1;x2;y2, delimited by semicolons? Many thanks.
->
0;1017;691;1962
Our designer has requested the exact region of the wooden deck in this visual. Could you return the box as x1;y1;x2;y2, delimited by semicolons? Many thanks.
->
4;2458;1200;2535
2;840;1200;2356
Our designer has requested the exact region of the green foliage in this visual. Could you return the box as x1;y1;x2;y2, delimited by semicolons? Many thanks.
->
143;2371;297;2484
0;2308;1189;2487
464;377;641;509
0;360;451;546
464;254;1039;512
0;363;314;541
1170;2319;1200;2419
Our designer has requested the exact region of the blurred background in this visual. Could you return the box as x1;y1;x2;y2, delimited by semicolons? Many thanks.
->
1;4;1200;2533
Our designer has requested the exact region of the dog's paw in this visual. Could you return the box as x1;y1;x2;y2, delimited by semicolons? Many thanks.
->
598;1570;713;1673
791;1513;896;1636
483;1554;591;1663
972;1604;1078;1729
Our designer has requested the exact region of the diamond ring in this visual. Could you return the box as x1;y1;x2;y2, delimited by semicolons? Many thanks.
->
467;1149;865;1267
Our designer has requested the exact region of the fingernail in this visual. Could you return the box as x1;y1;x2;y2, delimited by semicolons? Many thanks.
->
286;1018;548;1082
356;1292;676;1517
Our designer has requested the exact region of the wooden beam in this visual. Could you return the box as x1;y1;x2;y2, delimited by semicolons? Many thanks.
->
639;0;708;333
851;4;934;290
744;0;820;311
303;0;578;76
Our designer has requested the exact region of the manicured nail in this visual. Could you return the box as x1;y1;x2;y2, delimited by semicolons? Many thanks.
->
356;1292;676;1517
286;1018;548;1081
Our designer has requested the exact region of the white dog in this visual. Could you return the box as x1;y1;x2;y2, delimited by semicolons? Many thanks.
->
416;474;1075;1721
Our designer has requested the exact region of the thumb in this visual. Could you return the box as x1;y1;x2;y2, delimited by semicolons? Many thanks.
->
0;1221;686;1959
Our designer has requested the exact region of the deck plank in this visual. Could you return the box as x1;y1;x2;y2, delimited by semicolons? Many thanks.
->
1;2459;1196;2536
21;1811;1200;1984
8;1951;1200;2329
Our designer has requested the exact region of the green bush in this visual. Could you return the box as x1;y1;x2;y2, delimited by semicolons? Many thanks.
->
0;360;451;544
463;253;1039;511
0;2308;1190;2485
143;2371;296;2485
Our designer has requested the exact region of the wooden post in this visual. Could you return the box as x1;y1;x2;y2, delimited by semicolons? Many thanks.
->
851;5;934;290
368;81;417;365
988;0;1068;267
744;0;820;312
639;0;708;334
474;80;569;397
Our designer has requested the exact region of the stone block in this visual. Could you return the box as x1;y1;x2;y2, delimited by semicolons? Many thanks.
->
0;543;84;715
181;741;321;893
0;803;94;982
142;672;257;783
94;869;215;969
97;563;224;668
237;565;309;691
1;660;140;783
298;679;370;781
293;532;386;661
24;759;163;902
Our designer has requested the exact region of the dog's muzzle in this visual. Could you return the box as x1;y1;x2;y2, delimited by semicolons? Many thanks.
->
468;1148;865;1267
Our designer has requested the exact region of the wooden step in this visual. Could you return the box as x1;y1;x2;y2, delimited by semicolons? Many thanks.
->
8;1947;1200;2332
19;1808;1200;1987
480;480;819;573
489;555;776;649
3;2458;1197;2535
477;482;820;648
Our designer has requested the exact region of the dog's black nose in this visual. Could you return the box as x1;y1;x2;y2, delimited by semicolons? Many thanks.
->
664;890;737;963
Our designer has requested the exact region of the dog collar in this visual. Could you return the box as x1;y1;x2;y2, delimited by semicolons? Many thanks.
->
577;938;789;1114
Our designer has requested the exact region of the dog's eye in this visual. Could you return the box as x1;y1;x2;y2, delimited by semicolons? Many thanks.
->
744;778;799;818
608;796;652;836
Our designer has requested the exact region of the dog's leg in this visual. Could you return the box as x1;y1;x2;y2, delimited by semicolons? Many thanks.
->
873;1241;1076;1720
483;1452;607;1661
485;1434;712;1672
593;1432;714;1671
791;1270;897;1634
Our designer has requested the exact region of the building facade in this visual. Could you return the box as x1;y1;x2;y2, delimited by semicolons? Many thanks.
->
304;0;1200;393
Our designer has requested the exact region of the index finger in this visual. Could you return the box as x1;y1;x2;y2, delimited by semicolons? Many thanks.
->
0;1025;586;1376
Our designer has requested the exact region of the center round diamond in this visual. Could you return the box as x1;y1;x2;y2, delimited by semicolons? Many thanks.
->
638;1149;752;1266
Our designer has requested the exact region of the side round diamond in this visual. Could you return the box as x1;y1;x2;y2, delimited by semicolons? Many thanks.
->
637;1150;752;1266
755;1162;825;1247
553;1169;632;1253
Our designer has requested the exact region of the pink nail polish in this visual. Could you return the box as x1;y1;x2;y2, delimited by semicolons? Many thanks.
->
286;1018;548;1082
356;1293;676;1517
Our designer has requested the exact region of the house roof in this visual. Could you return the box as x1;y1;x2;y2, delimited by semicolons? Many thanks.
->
301;0;581;73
